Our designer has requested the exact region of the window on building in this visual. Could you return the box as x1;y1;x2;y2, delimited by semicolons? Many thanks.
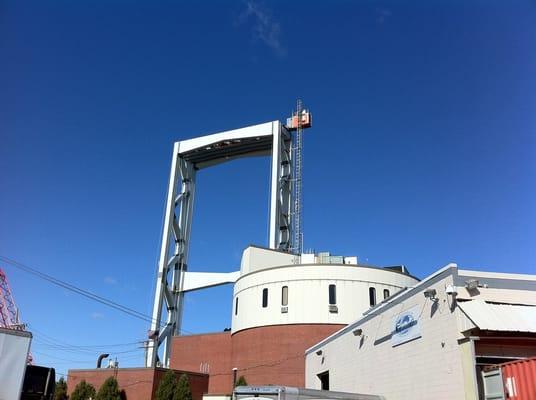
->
317;371;329;390
262;288;268;308
383;289;390;300
329;284;336;305
235;297;239;315
369;287;376;306
282;286;288;306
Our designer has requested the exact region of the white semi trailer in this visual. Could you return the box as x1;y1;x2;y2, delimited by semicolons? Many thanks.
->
0;327;56;400
0;327;32;400
234;386;385;400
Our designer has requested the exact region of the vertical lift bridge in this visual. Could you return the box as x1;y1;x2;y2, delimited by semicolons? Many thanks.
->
147;107;311;368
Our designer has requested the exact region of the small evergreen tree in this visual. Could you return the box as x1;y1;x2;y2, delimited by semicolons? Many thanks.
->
235;376;247;387
155;370;177;400
173;374;192;400
54;377;68;400
71;380;96;400
96;377;122;400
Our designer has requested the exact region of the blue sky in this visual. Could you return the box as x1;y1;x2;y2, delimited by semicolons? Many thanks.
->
1;0;535;376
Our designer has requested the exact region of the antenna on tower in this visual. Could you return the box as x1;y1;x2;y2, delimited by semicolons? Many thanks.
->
285;100;312;254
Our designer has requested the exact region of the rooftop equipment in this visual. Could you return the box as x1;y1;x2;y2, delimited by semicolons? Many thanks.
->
285;100;312;254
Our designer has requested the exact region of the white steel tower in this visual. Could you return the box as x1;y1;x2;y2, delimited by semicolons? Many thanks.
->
147;121;295;367
147;108;312;368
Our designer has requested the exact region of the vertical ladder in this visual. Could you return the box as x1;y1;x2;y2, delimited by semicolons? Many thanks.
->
292;99;303;254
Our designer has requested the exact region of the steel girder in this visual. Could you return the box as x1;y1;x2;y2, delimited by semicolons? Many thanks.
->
147;121;291;367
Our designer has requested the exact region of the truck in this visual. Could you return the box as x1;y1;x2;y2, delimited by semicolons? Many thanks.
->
0;327;55;400
233;386;385;400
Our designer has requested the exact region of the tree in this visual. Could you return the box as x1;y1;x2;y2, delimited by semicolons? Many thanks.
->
173;374;192;400
54;377;68;400
155;370;177;400
70;380;96;400
235;376;248;387
96;377;122;400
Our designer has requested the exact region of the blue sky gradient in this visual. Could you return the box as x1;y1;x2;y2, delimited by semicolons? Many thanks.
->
1;0;535;375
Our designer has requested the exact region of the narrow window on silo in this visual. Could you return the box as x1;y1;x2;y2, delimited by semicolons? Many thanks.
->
235;297;239;315
329;284;336;305
282;286;288;306
369;287;376;306
262;288;268;308
383;289;390;300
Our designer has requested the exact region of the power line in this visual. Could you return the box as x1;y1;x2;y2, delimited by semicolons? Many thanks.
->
30;325;143;350
32;337;142;357
0;255;164;327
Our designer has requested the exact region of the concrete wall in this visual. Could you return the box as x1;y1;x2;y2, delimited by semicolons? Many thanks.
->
240;246;297;275
67;368;208;400
233;264;418;333
305;268;470;400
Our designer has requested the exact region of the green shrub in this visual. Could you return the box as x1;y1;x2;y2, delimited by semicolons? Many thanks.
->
155;370;177;400
235;376;247;387
54;377;68;400
173;374;192;400
71;380;96;400
96;376;122;400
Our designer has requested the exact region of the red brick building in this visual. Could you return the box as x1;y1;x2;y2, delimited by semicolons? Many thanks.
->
67;367;208;400
170;324;344;394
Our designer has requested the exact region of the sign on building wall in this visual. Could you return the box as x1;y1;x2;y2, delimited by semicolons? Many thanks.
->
392;304;422;347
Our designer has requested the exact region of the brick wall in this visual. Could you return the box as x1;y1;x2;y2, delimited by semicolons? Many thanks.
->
231;324;344;389
171;331;232;394
170;324;343;394
67;367;208;400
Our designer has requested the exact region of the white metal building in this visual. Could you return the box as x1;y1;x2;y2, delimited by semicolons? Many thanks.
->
305;264;536;400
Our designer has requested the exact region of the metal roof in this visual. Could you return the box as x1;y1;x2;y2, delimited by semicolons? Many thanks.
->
458;300;536;333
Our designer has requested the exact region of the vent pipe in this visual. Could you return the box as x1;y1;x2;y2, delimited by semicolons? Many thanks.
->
97;353;110;368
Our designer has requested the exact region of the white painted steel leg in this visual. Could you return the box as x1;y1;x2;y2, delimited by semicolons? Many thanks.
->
279;132;292;250
269;122;292;251
147;143;196;367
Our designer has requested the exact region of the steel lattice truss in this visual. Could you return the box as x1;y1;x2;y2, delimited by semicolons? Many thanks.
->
0;268;22;329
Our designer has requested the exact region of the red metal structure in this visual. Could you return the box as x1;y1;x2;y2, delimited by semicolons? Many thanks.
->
0;267;32;363
0;267;23;329
501;357;536;400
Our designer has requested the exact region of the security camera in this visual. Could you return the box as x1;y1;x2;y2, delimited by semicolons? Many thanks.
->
445;285;457;295
423;288;438;300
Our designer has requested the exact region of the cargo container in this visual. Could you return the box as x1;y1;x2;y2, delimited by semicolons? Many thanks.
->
482;358;536;400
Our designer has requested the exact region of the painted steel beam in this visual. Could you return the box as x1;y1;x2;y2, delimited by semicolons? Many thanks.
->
148;120;293;368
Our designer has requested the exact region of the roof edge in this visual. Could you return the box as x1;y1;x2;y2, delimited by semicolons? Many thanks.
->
305;263;458;355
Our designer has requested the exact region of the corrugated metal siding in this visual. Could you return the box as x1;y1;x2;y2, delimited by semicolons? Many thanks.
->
457;300;536;333
501;358;536;400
